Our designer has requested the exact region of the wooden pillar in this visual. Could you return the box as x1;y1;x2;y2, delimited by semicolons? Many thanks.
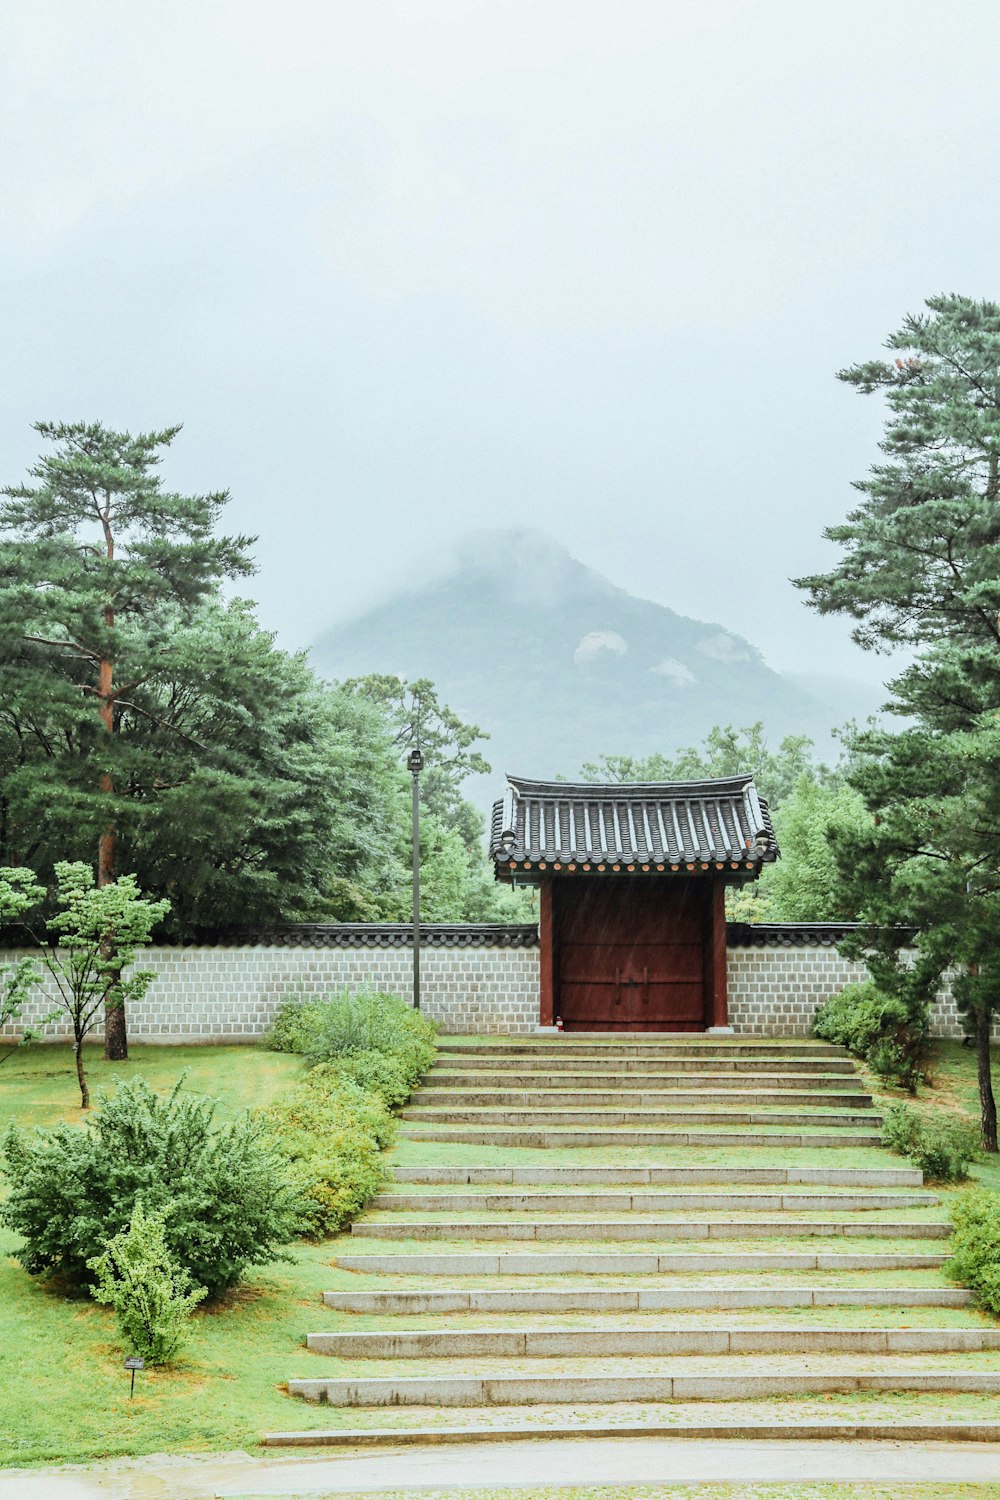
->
539;877;555;1026
708;876;729;1030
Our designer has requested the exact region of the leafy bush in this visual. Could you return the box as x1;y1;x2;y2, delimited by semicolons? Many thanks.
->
880;1101;980;1183
263;1069;392;1237
268;988;437;1093
1;1076;305;1296
88;1203;206;1364
947;1189;1000;1314
814;980;930;1091
334;1049;412;1109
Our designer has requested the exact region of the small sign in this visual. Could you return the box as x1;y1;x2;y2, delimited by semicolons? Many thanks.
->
124;1355;145;1398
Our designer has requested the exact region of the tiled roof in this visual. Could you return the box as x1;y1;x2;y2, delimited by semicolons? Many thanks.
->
489;774;778;876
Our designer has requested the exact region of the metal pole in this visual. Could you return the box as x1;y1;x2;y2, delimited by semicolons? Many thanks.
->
411;766;420;1009
407;745;424;1010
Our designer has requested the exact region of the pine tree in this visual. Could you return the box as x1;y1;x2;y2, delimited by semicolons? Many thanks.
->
799;296;1000;1148
0;422;253;1056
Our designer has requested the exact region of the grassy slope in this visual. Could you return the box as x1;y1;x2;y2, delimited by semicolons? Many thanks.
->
242;1489;1000;1500
859;1039;1000;1193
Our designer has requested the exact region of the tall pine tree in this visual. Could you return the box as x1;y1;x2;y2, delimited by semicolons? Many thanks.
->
0;422;254;1057
799;296;1000;1147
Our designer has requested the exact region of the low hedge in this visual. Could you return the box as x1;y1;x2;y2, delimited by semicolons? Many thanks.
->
265;987;438;1237
947;1189;1000;1314
263;1070;392;1238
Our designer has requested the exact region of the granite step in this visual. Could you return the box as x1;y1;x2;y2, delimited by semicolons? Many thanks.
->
288;1364;1000;1407
415;1089;874;1109
399;1126;883;1147
305;1325;1000;1359
372;1191;937;1213
321;1285;973;1314
431;1056;855;1074
436;1042;845;1057
425;1067;861;1086
335;1250;949;1275
388;1165;924;1187
264;1417;1000;1447
401;1107;880;1127
349;1218;949;1243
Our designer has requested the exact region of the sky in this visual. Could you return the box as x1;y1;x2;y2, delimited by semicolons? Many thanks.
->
2;0;998;687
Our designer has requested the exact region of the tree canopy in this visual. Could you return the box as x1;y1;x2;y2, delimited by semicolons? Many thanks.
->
798;294;1000;1149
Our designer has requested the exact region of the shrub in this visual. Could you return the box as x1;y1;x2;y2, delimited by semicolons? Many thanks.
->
88;1203;206;1364
266;993;326;1055
880;1101;980;1183
268;988;437;1095
947;1189;1000;1314
1;1076;305;1296
814;980;929;1091
263;1070;392;1237
334;1049;412;1109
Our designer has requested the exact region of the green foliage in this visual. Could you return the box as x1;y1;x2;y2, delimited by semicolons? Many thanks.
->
0;867;51;1063
272;987;438;1086
881;1102;980;1183
814;981;930;1091
264;988;438;1235
797;296;1000;1149
760;780;872;921
581;722;823;813
2;862;170;1106
0;1076;303;1296
88;1203;206;1365
947;1188;1000;1313
263;1069;392;1237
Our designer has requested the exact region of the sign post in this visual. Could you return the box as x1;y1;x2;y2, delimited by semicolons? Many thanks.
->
124;1355;144;1398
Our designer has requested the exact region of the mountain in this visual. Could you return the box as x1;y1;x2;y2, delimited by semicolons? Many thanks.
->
310;530;883;802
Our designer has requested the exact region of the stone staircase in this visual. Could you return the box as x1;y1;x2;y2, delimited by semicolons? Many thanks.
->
268;1035;1000;1447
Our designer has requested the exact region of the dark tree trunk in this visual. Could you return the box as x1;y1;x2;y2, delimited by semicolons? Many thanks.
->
74;1038;90;1109
975;1003;997;1153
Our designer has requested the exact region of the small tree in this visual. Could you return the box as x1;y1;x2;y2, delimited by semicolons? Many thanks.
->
0;867;52;1064
6;863;170;1107
89;1203;206;1365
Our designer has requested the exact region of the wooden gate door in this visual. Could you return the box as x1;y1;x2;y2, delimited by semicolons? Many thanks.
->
555;880;708;1032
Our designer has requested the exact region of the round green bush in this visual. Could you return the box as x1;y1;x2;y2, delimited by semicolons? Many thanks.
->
1;1076;305;1297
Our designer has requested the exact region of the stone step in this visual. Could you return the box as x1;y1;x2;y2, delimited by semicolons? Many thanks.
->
350;1218;948;1242
426;1068;860;1086
264;1417;1000;1447
372;1191;937;1213
388;1165;925;1187
335;1250;948;1275
399;1126;883;1148
305;1325;1000;1358
288;1365;1000;1407
415;1089;874;1109
432;1057;855;1074
321;1286;974;1314
436;1042;844;1057
401;1107;879;1127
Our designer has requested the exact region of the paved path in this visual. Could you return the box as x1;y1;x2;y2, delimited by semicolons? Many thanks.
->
5;1437;1000;1498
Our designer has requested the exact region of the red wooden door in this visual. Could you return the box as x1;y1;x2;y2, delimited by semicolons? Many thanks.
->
555;880;708;1032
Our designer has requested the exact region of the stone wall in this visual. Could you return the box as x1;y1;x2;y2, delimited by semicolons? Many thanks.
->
0;923;966;1041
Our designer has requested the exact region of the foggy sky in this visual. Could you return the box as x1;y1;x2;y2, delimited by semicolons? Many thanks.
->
2;0;999;688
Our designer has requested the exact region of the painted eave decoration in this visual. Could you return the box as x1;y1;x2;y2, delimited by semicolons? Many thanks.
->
489;773;779;881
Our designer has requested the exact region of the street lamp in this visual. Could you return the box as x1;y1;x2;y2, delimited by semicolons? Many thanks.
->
407;745;424;1009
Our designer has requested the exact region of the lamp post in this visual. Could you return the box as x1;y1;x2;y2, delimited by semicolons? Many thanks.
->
407;744;424;1009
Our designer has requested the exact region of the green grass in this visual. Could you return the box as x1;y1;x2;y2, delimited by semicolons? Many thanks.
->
0;1041;305;1130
